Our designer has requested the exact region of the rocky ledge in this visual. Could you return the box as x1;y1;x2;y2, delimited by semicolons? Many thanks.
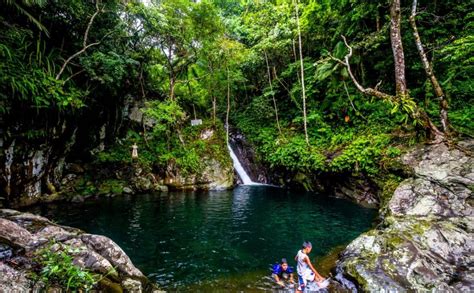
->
336;140;474;291
0;209;160;292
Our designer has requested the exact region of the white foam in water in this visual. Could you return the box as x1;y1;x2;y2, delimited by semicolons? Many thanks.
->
319;278;330;288
227;144;259;185
305;278;330;291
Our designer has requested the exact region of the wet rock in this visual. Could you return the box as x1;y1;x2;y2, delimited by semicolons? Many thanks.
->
330;175;379;207
10;212;52;224
122;278;143;292
63;238;119;279
36;225;77;244
0;218;34;249
157;185;168;192
229;131;271;184
123;187;133;194
71;194;85;203
81;234;144;279
337;140;474;291
0;208;21;217
0;243;13;260
0;262;32;292
165;157;233;191
132;176;153;192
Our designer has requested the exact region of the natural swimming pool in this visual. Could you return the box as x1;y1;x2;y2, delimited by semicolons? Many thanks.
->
27;185;376;290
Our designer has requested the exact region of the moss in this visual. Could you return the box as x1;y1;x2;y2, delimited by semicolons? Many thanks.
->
381;258;398;276
374;174;404;214
408;220;432;237
316;245;347;276
468;184;474;193
384;234;405;249
97;179;125;195
293;172;313;191
344;255;379;290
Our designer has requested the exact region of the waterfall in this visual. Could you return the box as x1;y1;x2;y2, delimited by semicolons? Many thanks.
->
227;144;257;185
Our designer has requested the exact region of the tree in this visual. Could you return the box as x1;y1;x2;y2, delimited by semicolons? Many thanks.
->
331;0;445;142
294;0;309;145
409;0;450;134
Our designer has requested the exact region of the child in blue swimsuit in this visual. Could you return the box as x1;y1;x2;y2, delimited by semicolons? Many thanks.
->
272;258;295;288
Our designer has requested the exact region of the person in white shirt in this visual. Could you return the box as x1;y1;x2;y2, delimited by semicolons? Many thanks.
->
295;241;325;292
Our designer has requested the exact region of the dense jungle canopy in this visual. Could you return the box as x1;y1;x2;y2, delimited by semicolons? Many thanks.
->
1;0;473;197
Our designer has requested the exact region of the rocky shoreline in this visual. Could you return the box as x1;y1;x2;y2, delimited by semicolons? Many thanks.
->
0;209;160;292
2;140;472;292
336;140;474;291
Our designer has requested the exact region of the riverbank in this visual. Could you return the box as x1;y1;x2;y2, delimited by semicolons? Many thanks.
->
336;140;474;291
0;209;160;292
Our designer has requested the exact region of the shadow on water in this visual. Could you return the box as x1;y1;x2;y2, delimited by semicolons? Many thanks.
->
26;185;376;291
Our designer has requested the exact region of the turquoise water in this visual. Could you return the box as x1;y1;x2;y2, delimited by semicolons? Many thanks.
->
28;185;376;290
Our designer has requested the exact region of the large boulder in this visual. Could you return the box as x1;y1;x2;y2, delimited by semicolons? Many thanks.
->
336;140;474;291
0;218;34;249
164;156;234;191
0;209;157;292
81;234;144;279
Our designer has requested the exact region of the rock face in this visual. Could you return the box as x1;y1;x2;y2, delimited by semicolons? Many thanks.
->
336;141;474;291
164;156;234;191
0;209;159;292
229;131;271;184
326;174;380;207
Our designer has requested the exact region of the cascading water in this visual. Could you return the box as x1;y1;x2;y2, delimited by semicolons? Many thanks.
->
227;144;257;185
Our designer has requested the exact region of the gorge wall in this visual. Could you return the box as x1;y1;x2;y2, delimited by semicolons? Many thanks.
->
336;140;474;291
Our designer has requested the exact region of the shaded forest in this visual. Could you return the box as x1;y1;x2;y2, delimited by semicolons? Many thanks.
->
1;0;473;200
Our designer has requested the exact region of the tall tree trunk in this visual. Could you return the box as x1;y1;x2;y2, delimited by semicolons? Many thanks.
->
208;65;217;126
410;0;450;133
390;0;407;96
292;39;301;85
264;51;282;135
226;66;231;144
212;96;217;126
169;74;176;100
294;0;309;146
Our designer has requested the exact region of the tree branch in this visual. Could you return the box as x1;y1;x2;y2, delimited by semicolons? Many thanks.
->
56;1;104;80
340;35;395;101
62;69;85;84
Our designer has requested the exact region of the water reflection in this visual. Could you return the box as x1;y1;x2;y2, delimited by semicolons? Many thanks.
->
26;186;376;290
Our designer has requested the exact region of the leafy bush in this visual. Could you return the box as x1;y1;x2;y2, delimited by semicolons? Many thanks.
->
34;243;99;291
265;136;326;172
330;134;391;174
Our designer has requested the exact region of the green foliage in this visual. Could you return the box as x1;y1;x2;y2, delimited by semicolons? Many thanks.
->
96;119;231;178
34;243;99;291
2;0;472;192
0;24;86;111
81;51;138;89
267;136;326;172
143;99;187;135
98;179;125;195
330;134;391;175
